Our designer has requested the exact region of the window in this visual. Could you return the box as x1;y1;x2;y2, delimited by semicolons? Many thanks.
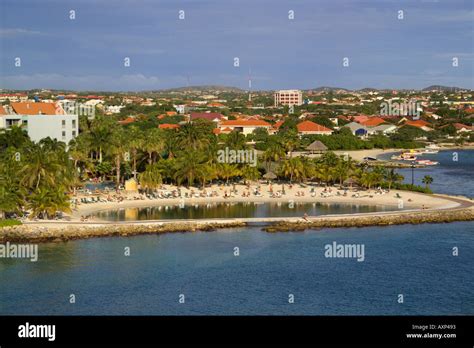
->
62;120;66;128
62;131;66;140
72;131;76;137
72;119;76;128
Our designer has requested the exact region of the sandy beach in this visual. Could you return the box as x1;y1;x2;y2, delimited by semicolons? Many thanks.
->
69;183;463;221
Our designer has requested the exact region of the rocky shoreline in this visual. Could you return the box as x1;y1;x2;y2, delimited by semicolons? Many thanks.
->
1;199;473;243
0;221;247;243
263;207;474;232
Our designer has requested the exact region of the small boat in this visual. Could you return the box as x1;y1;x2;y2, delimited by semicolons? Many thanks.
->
391;153;417;161
417;159;439;166
406;149;423;156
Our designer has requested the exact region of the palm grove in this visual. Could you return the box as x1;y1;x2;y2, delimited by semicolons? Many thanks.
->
0;115;434;220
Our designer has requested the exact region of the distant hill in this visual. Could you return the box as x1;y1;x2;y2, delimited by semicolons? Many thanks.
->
154;85;245;93
356;87;380;93
307;86;352;93
422;85;469;92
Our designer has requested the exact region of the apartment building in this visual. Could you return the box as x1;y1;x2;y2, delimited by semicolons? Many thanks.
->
274;90;303;107
0;102;79;144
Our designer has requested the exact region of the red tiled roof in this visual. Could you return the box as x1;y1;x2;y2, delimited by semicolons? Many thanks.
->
220;119;271;127
11;102;62;115
159;123;180;129
352;115;369;123
191;112;224;121
119;117;135;125
0;106;6;115
405;120;430;128
297;120;332;133
208;102;225;107
360;117;386;127
273;120;285;129
453;123;472;130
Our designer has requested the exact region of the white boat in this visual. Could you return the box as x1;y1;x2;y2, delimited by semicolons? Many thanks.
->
417;159;439;166
422;149;439;154
422;144;440;154
426;144;440;149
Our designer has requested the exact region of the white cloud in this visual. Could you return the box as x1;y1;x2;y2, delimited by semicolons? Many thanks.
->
0;28;42;37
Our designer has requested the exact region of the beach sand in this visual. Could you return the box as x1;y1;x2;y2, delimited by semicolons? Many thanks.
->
70;183;462;221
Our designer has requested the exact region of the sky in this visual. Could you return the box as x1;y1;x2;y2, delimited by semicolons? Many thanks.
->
0;0;473;91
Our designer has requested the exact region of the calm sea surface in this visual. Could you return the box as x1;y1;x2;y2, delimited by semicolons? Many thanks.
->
0;150;472;315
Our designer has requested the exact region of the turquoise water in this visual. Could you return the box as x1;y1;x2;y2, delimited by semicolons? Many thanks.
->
378;149;474;198
1;223;472;315
0;150;473;315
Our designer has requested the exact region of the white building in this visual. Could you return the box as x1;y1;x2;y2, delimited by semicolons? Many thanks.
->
0;102;78;144
219;119;272;135
274;90;303;107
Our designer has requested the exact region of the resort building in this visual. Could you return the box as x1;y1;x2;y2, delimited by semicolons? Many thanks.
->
296;120;333;136
0;102;78;144
274;90;303;107
219;119;271;135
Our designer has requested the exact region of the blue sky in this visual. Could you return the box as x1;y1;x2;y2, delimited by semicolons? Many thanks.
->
0;0;473;91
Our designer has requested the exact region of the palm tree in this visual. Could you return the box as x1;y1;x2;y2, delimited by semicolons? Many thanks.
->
127;126;144;180
143;128;164;164
422;175;434;189
19;144;63;189
178;123;209;150
262;141;285;171
217;163;241;185
281;157;305;183
139;163;163;192
174;151;207;187
240;165;260;184
88;116;115;162
109;129;128;189
224;131;247;150
384;169;404;191
27;187;71;219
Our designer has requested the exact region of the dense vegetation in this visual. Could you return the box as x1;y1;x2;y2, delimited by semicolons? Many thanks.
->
0;115;436;220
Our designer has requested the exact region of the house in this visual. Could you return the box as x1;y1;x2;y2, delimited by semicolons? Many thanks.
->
0;102;78;144
404;119;433;132
219;119;271;135
343;122;368;137
360;117;386;127
296;120;333;135
368;124;397;135
452;123;473;133
190;112;224;123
